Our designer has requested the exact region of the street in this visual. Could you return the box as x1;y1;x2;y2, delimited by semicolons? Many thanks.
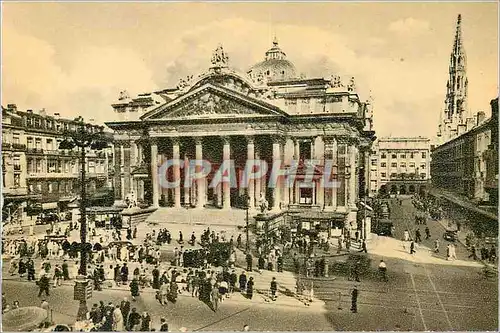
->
3;198;497;331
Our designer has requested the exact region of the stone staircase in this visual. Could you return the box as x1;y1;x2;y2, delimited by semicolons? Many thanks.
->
146;207;249;228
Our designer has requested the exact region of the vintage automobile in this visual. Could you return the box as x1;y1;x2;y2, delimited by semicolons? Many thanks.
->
443;229;458;242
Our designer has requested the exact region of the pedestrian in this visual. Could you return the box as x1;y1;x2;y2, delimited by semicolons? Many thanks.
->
62;260;70;280
159;282;169;305
243;324;250;331
120;298;131;328
425;227;431;240
415;229;422;243
121;263;129;285
239;271;247;292
410;241;416;254
140;311;151;331
378;260;388;282
159;318;169;332
246;252;253;272
40;299;50;325
351;260;361;282
434;239;440;253
270;277;278;301
211;283;220;311
130;278;140;301
38;272;50;297
127;308;141;331
351;286;359;313
178;231;184;244
403;230;410;242
237;234;242;249
246;277;254;299
112;304;124;331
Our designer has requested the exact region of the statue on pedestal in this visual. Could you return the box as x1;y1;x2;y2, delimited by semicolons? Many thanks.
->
258;192;269;214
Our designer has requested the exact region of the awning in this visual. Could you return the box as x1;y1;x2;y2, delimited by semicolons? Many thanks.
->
41;202;58;210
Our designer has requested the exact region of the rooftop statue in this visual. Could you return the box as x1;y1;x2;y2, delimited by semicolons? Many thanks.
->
211;44;229;67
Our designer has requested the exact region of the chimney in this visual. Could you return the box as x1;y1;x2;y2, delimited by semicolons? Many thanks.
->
53;113;60;119
27;109;33;114
457;123;466;136
7;104;17;111
466;117;475;132
39;108;47;117
476;111;486;126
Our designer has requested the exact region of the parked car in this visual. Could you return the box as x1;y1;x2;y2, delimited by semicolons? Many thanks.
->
36;213;59;225
443;229;458;242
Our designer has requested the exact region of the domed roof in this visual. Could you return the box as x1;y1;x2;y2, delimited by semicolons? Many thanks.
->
247;37;297;82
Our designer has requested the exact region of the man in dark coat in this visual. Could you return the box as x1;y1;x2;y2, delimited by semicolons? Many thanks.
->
239;272;247;292
38;273;50;297
152;266;160;289
159;318;169;332
27;259;36;281
229;270;237;293
246;253;253;272
127;308;141;331
351;286;359;313
114;264;120;283
130;278;140;300
62;260;70;280
246;277;254;299
270;277;278;301
120;298;131;328
89;303;102;325
121;263;129;284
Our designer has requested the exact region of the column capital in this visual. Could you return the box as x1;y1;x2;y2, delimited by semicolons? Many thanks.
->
149;137;159;146
194;137;203;145
170;137;181;146
323;136;337;145
245;135;255;145
271;135;285;145
221;135;231;145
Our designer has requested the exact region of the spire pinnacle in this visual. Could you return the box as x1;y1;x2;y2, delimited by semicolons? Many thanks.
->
273;35;279;47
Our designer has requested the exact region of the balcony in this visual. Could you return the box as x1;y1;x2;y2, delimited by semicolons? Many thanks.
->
26;171;79;179
12;143;27;151
45;150;60;156
2;142;11;150
27;148;44;155
3;186;28;196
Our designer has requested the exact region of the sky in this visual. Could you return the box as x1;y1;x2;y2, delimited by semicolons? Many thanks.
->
2;2;498;139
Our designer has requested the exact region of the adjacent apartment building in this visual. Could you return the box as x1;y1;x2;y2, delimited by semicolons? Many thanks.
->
370;137;431;197
1;104;114;221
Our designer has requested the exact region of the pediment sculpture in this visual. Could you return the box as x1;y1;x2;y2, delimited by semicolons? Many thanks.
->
168;92;259;118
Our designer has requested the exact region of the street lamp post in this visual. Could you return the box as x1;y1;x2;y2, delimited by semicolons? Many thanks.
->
59;117;108;321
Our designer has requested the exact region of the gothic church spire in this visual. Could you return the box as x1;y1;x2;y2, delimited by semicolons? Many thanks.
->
437;14;469;143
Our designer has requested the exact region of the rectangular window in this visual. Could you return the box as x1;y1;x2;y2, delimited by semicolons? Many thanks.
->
13;174;20;187
371;159;377;166
391;162;397;167
13;133;20;144
391;154;397;159
400;154;406;159
35;138;42;149
400;162;406;168
336;143;347;207
380;162;387;167
420;164;426;169
381;172;387;178
381;153;387;159
410;153;414;159
48;183;53;193
420;173;426;179
27;137;34;149
409;162;415;168
390;173;397;178
421;152;426;158
46;138;53;151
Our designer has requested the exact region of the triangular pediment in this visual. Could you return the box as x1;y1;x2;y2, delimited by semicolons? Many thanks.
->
142;83;287;120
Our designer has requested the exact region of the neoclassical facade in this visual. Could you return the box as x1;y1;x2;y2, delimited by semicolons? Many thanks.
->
106;41;375;230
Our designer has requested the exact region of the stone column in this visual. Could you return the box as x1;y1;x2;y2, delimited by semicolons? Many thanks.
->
131;141;138;166
246;136;255;209
349;142;357;207
271;137;282;211
184;154;191;207
150;139;159;208
293;139;300;161
222;136;231;210
332;137;338;210
172;138;181;208
254;148;261;207
317;137;324;208
161;153;169;205
195;138;206;208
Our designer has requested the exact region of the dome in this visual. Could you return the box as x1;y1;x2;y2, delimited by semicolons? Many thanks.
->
247;37;297;82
